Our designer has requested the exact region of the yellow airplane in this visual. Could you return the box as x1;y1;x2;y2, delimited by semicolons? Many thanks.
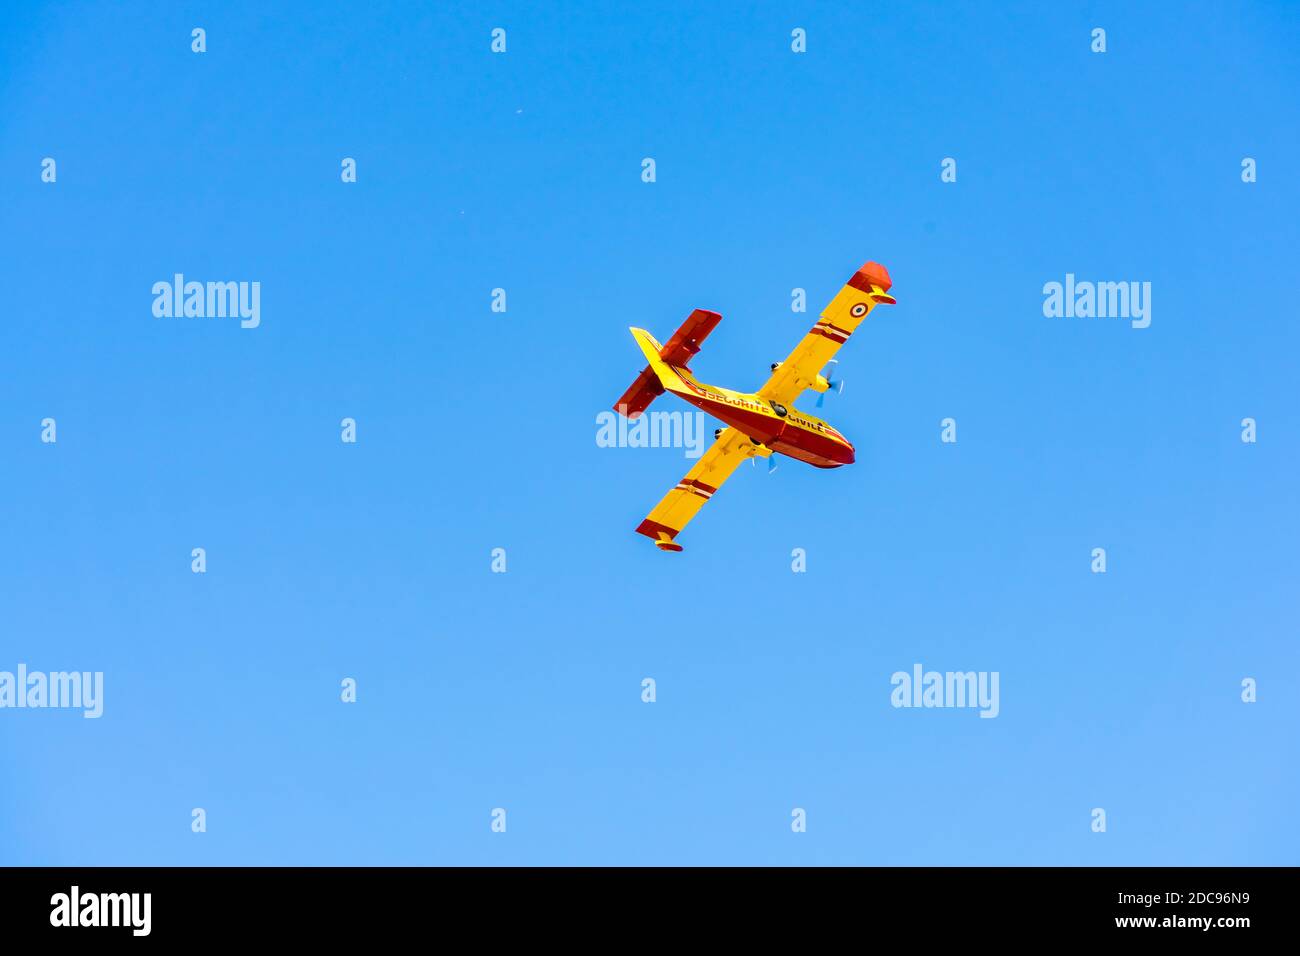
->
613;261;896;551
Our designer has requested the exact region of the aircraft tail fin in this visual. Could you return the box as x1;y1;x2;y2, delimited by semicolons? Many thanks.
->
613;309;720;419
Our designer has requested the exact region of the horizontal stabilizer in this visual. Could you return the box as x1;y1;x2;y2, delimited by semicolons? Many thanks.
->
614;366;664;419
659;309;721;367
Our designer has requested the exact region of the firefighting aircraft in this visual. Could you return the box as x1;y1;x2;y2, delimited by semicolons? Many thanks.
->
613;261;896;551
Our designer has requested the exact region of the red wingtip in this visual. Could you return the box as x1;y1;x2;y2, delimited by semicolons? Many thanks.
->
850;261;892;294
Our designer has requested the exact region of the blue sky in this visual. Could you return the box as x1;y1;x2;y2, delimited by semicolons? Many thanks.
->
1;0;1297;865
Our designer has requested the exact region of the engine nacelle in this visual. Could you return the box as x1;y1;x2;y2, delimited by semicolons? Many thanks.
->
811;373;831;393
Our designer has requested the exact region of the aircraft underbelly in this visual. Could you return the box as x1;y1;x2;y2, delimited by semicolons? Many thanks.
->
677;391;853;468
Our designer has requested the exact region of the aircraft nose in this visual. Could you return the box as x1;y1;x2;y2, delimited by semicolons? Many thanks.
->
843;443;856;465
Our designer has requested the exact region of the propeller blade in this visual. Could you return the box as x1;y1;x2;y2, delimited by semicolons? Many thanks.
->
816;359;841;407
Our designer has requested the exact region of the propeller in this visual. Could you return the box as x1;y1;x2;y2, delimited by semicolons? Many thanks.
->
717;427;772;477
815;359;843;408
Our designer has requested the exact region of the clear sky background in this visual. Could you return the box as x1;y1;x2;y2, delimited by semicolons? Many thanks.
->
1;1;1297;865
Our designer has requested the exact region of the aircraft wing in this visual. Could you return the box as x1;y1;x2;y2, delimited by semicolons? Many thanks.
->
635;427;755;550
757;324;855;407
758;262;895;407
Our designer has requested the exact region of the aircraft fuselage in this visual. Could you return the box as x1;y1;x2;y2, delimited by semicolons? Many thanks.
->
663;368;855;468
